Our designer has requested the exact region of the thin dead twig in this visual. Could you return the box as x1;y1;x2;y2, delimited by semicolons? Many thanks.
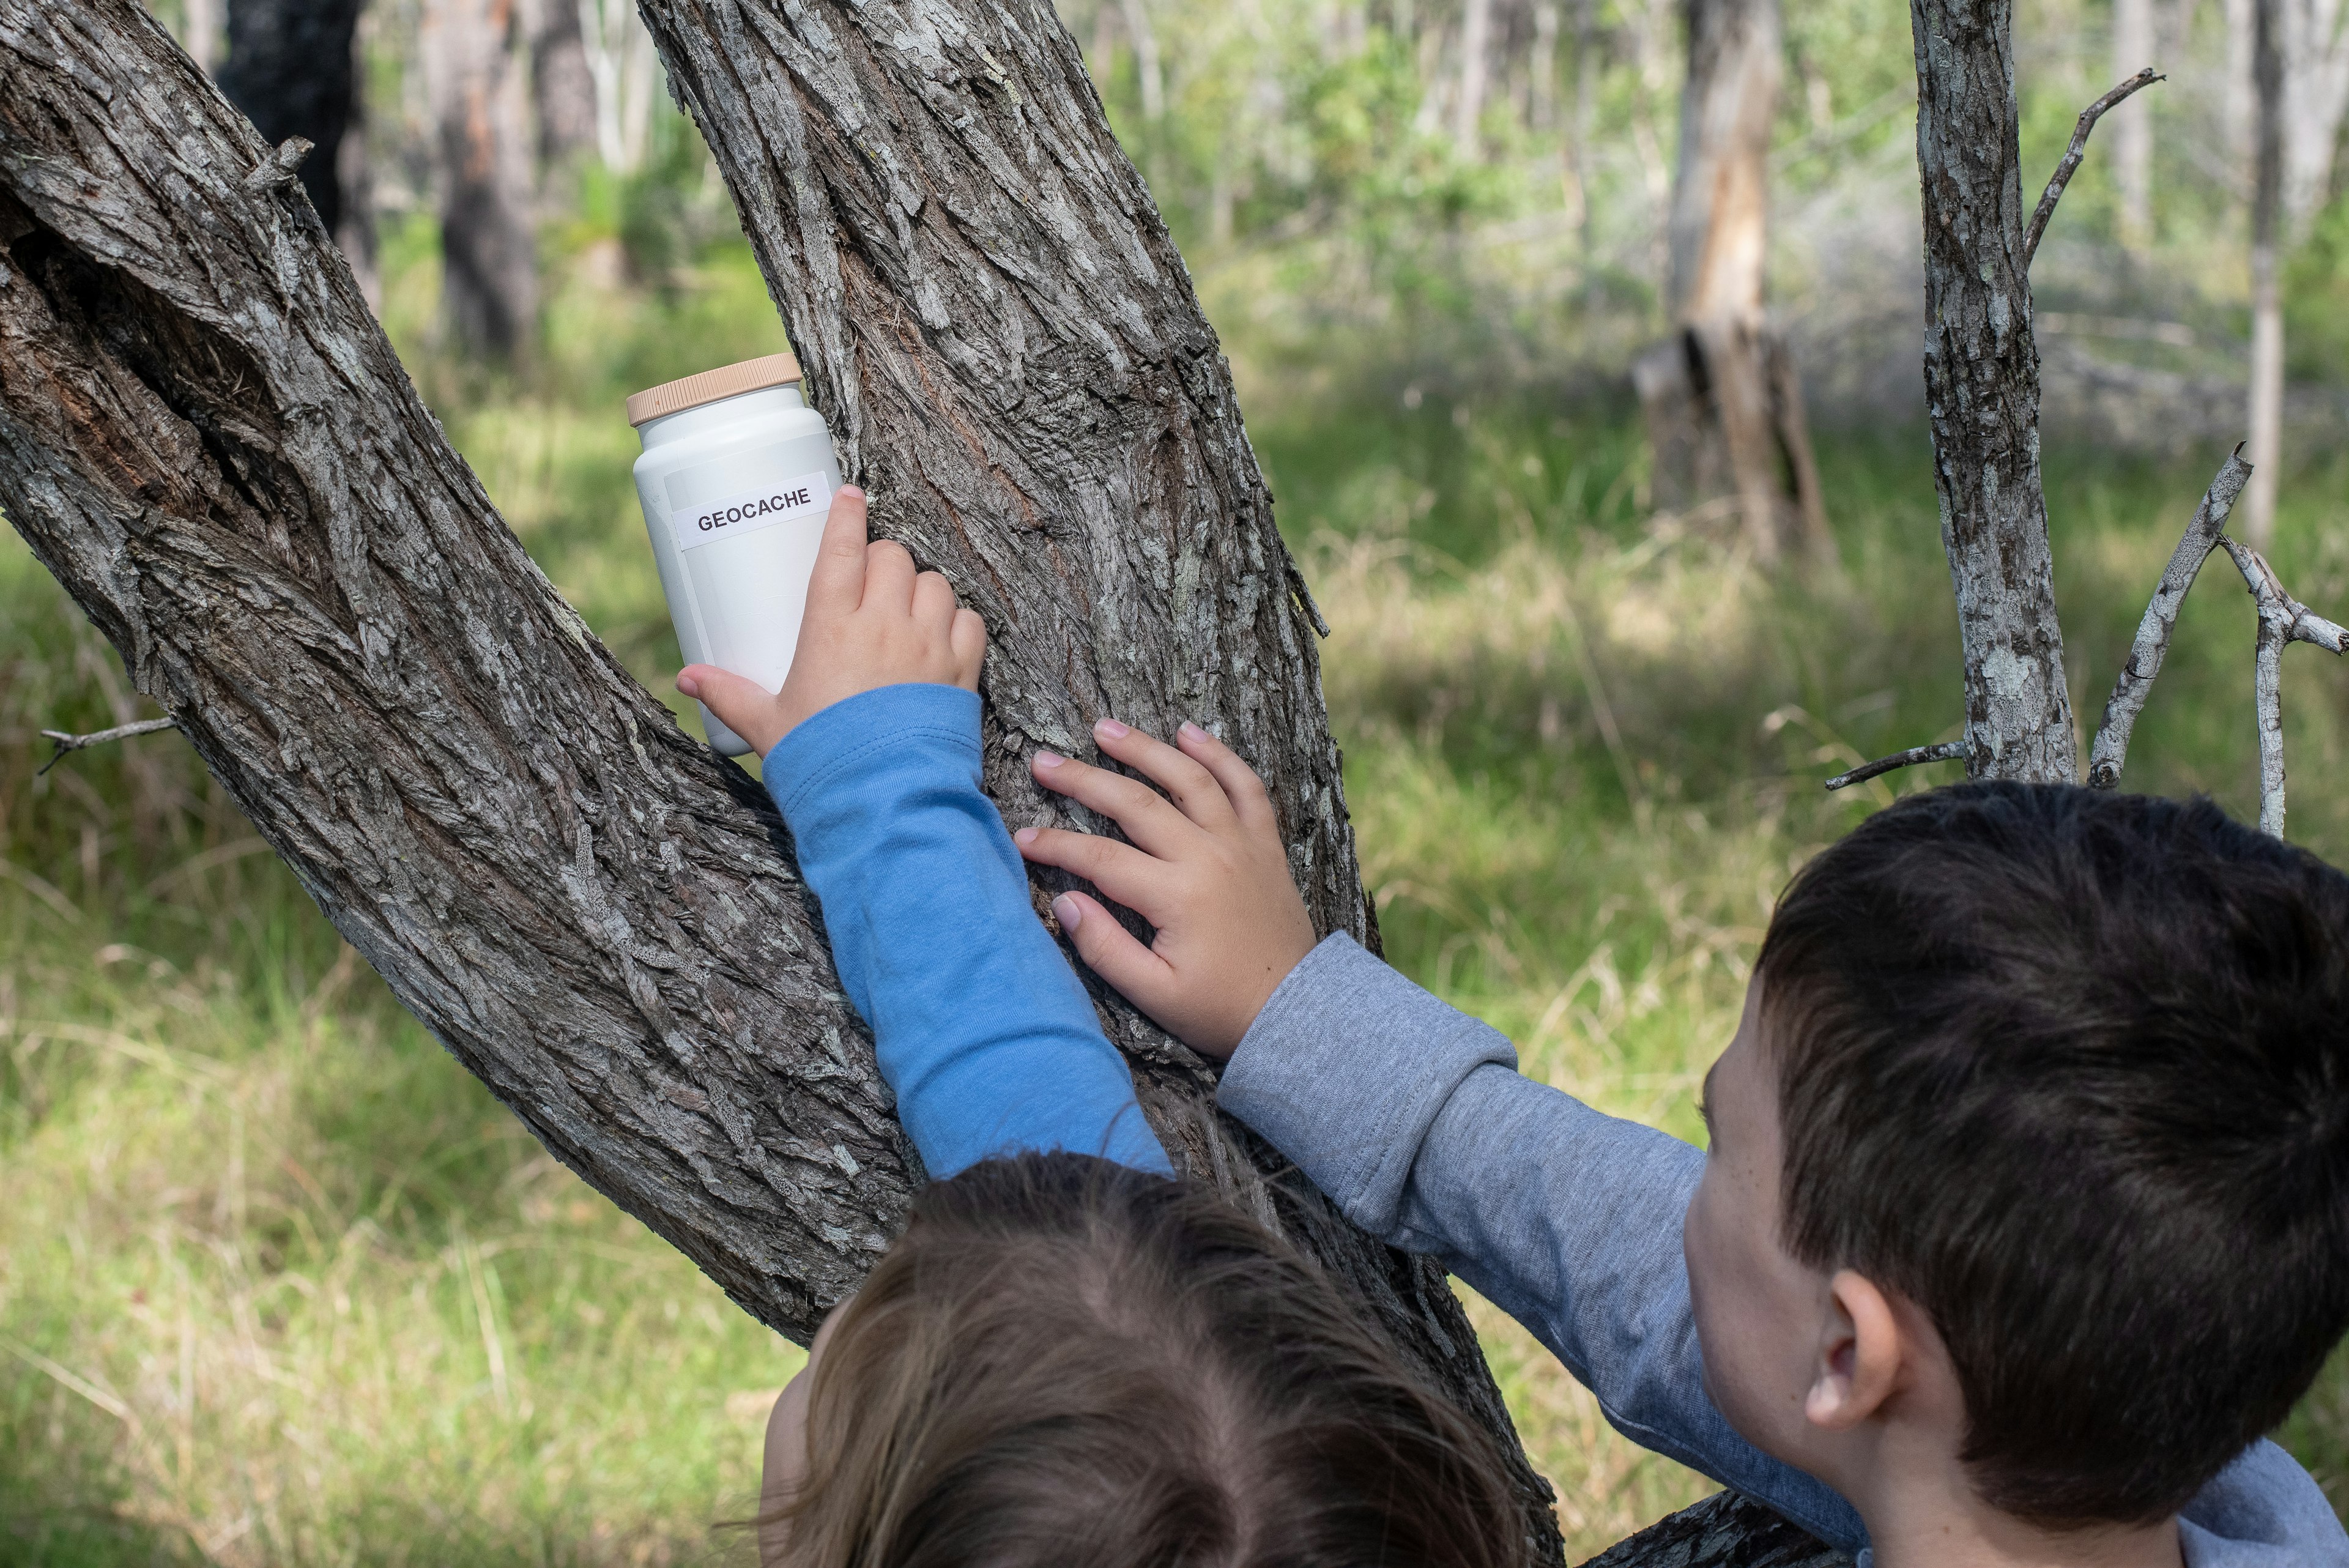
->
2087;448;2252;789
2217;537;2349;837
2023;68;2165;269
1824;740;1968;792
38;716;177;776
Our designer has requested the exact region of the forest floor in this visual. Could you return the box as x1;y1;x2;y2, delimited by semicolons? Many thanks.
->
6;239;2349;1564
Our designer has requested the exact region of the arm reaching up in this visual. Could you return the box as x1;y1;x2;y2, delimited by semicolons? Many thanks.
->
682;490;1171;1178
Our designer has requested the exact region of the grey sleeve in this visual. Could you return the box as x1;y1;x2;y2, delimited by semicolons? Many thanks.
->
1219;933;1865;1552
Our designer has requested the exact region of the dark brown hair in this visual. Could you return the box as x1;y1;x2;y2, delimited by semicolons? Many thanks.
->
1754;782;2349;1526
765;1152;1526;1568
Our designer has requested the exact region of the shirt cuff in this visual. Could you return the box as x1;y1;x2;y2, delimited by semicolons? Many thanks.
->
1217;931;1517;1234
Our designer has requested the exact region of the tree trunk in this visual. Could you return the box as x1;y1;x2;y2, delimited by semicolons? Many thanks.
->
2112;0;2154;248
1458;0;1495;157
185;0;226;72
215;0;368;240
1909;0;2077;782
1635;0;1831;566
421;0;538;355
2245;0;2284;545
528;0;599;173
2277;0;2349;236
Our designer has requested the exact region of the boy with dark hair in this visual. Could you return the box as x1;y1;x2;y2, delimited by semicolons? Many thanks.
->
1005;722;2349;1566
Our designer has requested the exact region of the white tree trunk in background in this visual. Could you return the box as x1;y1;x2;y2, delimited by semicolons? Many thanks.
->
1119;0;1165;119
184;0;223;71
423;0;539;355
2278;0;2349;230
2112;0;2155;246
1457;0;1494;156
2246;0;2285;544
1634;0;1831;565
578;0;656;171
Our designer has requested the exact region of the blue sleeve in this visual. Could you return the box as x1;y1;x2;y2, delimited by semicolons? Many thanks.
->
761;683;1173;1180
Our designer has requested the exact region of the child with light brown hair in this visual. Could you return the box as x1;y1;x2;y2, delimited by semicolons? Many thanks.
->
680;488;1527;1568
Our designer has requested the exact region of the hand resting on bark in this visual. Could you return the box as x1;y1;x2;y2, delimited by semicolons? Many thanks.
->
675;494;1531;1568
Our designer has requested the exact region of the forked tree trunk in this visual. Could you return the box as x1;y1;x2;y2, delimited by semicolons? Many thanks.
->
1910;0;2077;782
0;2;1853;1561
1633;0;1831;567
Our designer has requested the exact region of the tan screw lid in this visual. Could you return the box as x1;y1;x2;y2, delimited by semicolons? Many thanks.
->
625;352;804;427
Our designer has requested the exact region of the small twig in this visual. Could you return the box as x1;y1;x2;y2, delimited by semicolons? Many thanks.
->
2023;68;2165;269
2087;447;2252;788
242;135;314;194
1824;740;1968;792
2216;537;2348;838
38;716;176;776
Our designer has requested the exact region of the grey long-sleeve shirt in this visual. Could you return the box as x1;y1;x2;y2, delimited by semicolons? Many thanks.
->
1217;934;2349;1567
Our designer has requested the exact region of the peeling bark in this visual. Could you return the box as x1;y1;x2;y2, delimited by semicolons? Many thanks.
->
1909;0;2077;782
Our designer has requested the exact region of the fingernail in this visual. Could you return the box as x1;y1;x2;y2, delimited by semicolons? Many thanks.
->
675;672;701;697
1014;827;1037;846
1034;750;1066;769
1052;894;1083;932
1179;721;1208;742
1096;716;1129;740
839;484;865;499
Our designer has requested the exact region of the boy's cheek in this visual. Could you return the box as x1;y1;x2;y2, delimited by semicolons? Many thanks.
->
1683;1176;1798;1461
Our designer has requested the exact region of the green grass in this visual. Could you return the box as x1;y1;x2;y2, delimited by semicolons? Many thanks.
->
7;236;2349;1561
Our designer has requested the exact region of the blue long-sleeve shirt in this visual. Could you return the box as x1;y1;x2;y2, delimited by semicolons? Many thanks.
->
761;683;1170;1178
764;683;2343;1567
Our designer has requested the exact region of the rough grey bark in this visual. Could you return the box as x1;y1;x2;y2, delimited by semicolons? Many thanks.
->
1910;0;2078;782
1578;1490;1847;1568
422;0;538;354
1634;0;1832;566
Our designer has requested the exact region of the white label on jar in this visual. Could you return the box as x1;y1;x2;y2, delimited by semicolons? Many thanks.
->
669;473;832;554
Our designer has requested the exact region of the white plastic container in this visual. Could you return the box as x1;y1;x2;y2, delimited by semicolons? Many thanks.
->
628;354;842;756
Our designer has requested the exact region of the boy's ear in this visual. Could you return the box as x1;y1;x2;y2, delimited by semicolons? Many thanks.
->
1803;1269;1905;1432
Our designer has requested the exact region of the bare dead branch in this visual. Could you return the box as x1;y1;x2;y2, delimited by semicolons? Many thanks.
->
2086;447;2252;789
2252;598;2290;834
37;716;177;776
1824;741;1969;792
2216;537;2349;837
241;135;313;194
2023;68;2165;269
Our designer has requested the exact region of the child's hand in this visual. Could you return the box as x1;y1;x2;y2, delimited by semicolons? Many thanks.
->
677;486;987;757
1014;720;1319;1059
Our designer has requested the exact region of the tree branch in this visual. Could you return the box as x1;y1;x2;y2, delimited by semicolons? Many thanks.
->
2216;537;2349;837
2022;67;2165;269
2086;447;2252;789
36;716;178;776
1824;741;1968;792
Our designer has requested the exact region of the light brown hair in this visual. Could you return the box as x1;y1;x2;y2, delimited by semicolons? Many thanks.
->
765;1153;1527;1568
